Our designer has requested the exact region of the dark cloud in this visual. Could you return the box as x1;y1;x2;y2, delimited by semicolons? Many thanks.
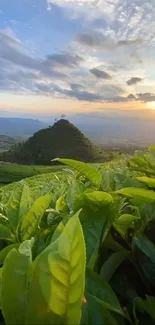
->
65;89;103;101
90;68;111;79
46;53;83;68
75;31;113;49
108;95;135;103
127;77;143;85
45;85;135;103
76;31;141;50
118;39;142;46
30;81;126;102
70;83;85;91
137;93;155;102
127;94;136;100
35;82;104;101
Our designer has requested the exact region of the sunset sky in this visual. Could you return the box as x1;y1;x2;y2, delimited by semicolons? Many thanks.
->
0;0;155;119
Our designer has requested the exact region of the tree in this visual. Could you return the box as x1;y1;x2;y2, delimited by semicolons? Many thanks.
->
61;114;66;119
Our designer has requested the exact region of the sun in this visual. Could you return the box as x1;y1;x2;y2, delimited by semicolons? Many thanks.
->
147;102;155;109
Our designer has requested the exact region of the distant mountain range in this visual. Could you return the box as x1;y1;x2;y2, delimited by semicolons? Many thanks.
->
0;115;155;147
0;117;48;138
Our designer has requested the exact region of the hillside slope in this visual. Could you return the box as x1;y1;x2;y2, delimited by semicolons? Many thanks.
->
1;119;105;164
0;135;16;152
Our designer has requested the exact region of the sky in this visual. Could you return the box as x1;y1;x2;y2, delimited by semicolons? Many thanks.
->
0;0;155;122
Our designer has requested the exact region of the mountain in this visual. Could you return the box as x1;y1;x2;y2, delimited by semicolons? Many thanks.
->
0;135;16;152
0;117;48;137
1;119;105;164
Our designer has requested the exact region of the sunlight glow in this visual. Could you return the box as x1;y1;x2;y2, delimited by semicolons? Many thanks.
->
147;102;155;110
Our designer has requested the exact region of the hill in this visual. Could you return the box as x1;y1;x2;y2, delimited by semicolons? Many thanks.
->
0;117;48;137
1;119;105;164
0;135;16;152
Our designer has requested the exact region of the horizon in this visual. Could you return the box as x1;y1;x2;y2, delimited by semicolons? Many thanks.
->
0;111;155;146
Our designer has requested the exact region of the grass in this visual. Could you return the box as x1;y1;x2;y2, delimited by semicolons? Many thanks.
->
0;163;64;184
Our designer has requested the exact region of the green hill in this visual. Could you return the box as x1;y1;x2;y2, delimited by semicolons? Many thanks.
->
1;119;105;164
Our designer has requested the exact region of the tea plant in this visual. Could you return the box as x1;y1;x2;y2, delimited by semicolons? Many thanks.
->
0;149;155;324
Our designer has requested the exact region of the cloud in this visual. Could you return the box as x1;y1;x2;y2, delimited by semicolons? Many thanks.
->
33;81;136;103
0;27;147;105
137;93;155;102
90;68;112;79
47;0;118;21
46;53;83;68
108;94;136;103
75;31;141;51
48;0;155;52
75;32;113;49
70;83;85;91
33;82;104;101
0;29;67;81
127;94;136;100
127;77;143;85
118;40;142;46
0;29;39;70
65;89;103;101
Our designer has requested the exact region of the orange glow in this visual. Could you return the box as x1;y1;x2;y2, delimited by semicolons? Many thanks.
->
0;93;150;115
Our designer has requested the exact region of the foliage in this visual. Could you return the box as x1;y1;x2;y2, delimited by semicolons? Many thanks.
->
0;148;155;323
0;135;15;152
0;163;64;185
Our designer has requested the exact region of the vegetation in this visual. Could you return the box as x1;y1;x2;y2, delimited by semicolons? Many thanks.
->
0;163;64;185
0;119;107;164
0;146;155;323
0;135;15;153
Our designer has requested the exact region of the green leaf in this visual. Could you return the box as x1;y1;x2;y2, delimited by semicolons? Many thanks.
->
148;145;155;153
74;191;113;213
136;176;155;188
84;191;113;208
82;213;108;265
55;195;68;212
135;296;155;320
81;293;119;325
55;158;102;188
113;214;140;238
134;234;155;285
69;191;113;265
77;192;113;265
21;193;52;240
104;233;124;252
26;214;86;325
0;268;2;309
1;239;33;325
130;157;148;168
100;250;129;283
0;244;20;265
6;181;32;230
51;213;74;243
116;187;155;202
86;268;123;316
66;179;85;211
101;170;116;192
0;225;13;242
